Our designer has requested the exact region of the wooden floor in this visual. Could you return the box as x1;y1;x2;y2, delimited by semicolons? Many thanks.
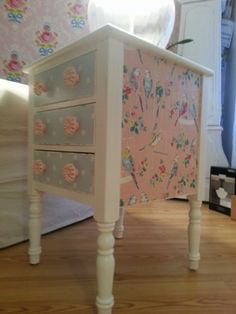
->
1;200;236;314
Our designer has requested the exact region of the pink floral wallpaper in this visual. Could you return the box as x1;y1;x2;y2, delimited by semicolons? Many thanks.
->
0;0;89;83
120;48;202;206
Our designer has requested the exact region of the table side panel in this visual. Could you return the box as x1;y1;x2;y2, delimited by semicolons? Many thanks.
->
120;47;202;206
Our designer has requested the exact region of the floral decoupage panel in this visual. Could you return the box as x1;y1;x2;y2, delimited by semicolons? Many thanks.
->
120;47;202;206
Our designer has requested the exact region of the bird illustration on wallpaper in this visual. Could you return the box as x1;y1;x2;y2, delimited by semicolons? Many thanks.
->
122;147;139;190
155;83;164;116
143;70;153;110
3;0;27;23
35;23;58;57
167;155;179;189
139;123;167;155
67;0;88;29
189;102;199;131
155;81;172;117
129;67;144;112
175;95;188;126
171;133;190;151
3;51;25;82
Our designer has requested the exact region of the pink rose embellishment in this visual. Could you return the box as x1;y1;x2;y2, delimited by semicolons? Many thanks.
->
34;160;46;175
64;116;80;135
63;66;80;87
34;80;47;96
63;163;79;183
34;119;46;136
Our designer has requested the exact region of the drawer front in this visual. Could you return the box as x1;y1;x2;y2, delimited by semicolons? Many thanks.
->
33;151;94;194
34;104;94;145
33;51;95;106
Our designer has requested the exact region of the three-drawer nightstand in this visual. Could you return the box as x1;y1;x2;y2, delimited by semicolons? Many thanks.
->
24;25;212;314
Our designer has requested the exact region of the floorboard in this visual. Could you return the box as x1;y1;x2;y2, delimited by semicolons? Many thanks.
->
0;199;236;313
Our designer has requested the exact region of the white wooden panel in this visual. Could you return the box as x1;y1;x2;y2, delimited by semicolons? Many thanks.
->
178;0;221;125
94;38;124;222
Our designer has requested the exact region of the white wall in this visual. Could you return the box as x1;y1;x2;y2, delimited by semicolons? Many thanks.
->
222;2;236;166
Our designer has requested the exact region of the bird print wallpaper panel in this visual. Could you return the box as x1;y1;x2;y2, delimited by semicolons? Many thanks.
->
0;0;89;84
120;48;202;206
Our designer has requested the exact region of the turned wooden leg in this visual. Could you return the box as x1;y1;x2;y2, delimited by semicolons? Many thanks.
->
188;194;202;271
28;191;42;264
114;206;125;239
96;222;115;314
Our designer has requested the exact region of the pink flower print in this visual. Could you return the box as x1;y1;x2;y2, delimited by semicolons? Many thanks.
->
8;60;20;72
34;119;46;136
7;0;24;8
125;86;132;96
131;111;136;118
63;66;80;87
41;32;52;44
122;85;132;103
138;158;148;176
3;52;25;82
72;3;83;14
4;0;27;22
35;24;58;53
40;24;53;43
64;116;80;135
67;1;87;29
34;160;46;175
159;165;166;174
63;163;79;183
34;80;47;96
7;52;23;72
